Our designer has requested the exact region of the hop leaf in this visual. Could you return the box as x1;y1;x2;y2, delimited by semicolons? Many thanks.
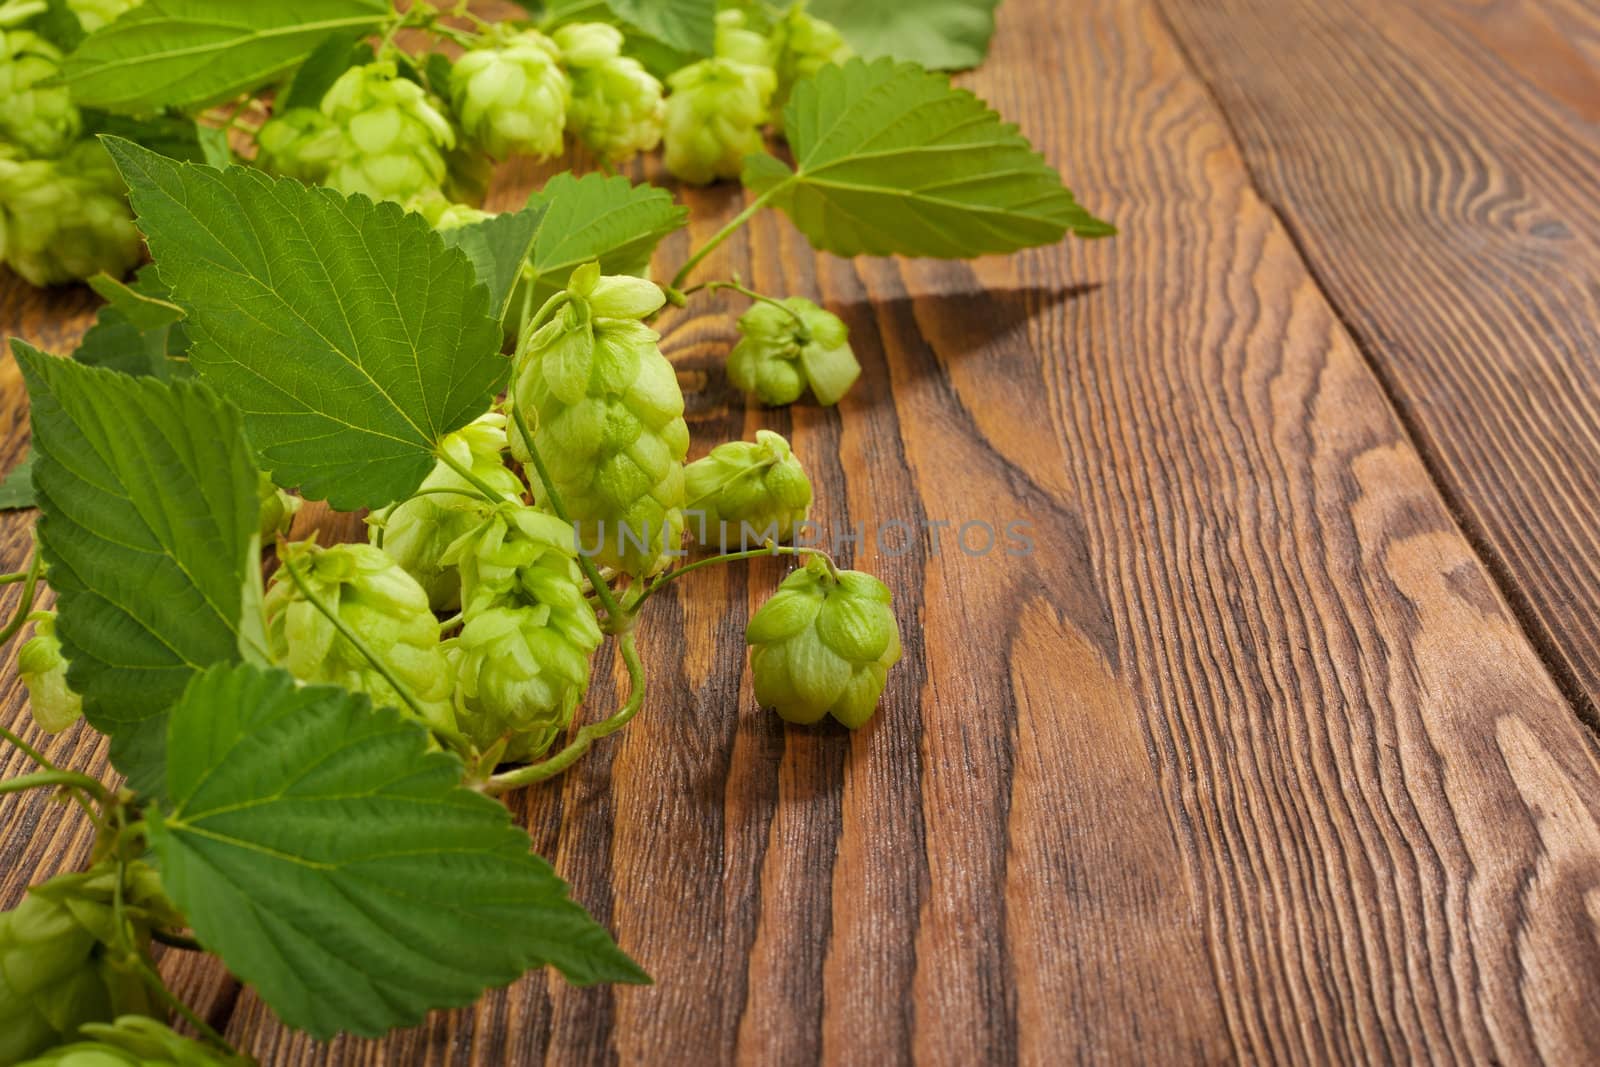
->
556;23;665;163
511;266;689;576
746;557;901;728
0;864;167;1064
727;296;860;406
264;541;455;735
322;60;457;205
685;430;813;549
16;612;82;734
451;28;569;160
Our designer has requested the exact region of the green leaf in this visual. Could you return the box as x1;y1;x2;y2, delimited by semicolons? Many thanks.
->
84;111;215;164
0;452;35;511
809;0;1000;70
14;344;259;784
437;205;546;324
76;268;191;379
107;139;507;510
524;173;686;304
150;664;648;1039
602;0;714;56
89;272;186;332
60;0;393;114
745;58;1113;258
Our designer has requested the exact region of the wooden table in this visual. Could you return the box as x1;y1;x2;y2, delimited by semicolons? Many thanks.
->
5;0;1600;1061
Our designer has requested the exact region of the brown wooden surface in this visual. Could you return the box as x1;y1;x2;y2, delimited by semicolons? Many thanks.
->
4;0;1600;1063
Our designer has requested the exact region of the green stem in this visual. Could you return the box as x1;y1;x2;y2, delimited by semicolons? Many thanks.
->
277;553;434;726
628;542;837;613
0;571;28;585
0;724;53;771
0;549;43;647
130;954;236;1054
669;183;787;291
506;404;630;631
0;768;108;800
151;929;206;952
485;632;646;793
707;279;809;334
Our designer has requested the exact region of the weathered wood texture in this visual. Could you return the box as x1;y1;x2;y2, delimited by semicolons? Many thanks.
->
1155;0;1600;718
5;0;1600;1063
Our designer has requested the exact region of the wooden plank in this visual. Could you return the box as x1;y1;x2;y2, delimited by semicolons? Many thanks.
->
2;0;1600;1062
1155;0;1600;716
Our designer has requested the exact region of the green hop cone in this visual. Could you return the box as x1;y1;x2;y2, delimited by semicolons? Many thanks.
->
370;412;523;611
0;26;78;158
510;264;689;577
745;557;901;728
321;60;457;205
0;864;169;1064
728;296;860;406
17;1016;245;1067
554;23;664;163
16;612;82;734
265;541;455;734
663;12;777;186
685;430;813;550
0;141;141;287
64;0;137;33
768;2;853;125
451;28;570;160
254;106;342;184
256;472;301;541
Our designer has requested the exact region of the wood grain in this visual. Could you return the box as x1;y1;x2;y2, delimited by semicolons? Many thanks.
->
4;0;1600;1063
1154;0;1600;719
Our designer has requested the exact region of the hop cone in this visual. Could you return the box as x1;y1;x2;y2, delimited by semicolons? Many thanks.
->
768;3;852;124
554;23;664;163
663;14;775;185
16;612;81;734
371;412;523;611
321;60;457;205
0;26;78;158
65;0;137;33
685;430;812;550
0;865;168;1064
510;264;689;576
0;141;141;287
17;1016;245;1067
265;541;455;734
451;28;569;160
256;472;301;541
746;557;901;728
254;106;342;184
728;296;860;406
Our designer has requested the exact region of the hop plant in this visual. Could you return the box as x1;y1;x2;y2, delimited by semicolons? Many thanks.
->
0;141;142;287
554;23;665;163
745;557;901;728
370;412;523;611
727;296;860;406
768;3;853;124
685;430;813;549
16;1016;244;1067
64;0;137;33
0;865;167;1064
16;612;81;734
0;25;78;158
265;541;455;734
254;106;342;184
510;264;689;577
451;28;570;160
321;60;457;205
663;13;776;185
